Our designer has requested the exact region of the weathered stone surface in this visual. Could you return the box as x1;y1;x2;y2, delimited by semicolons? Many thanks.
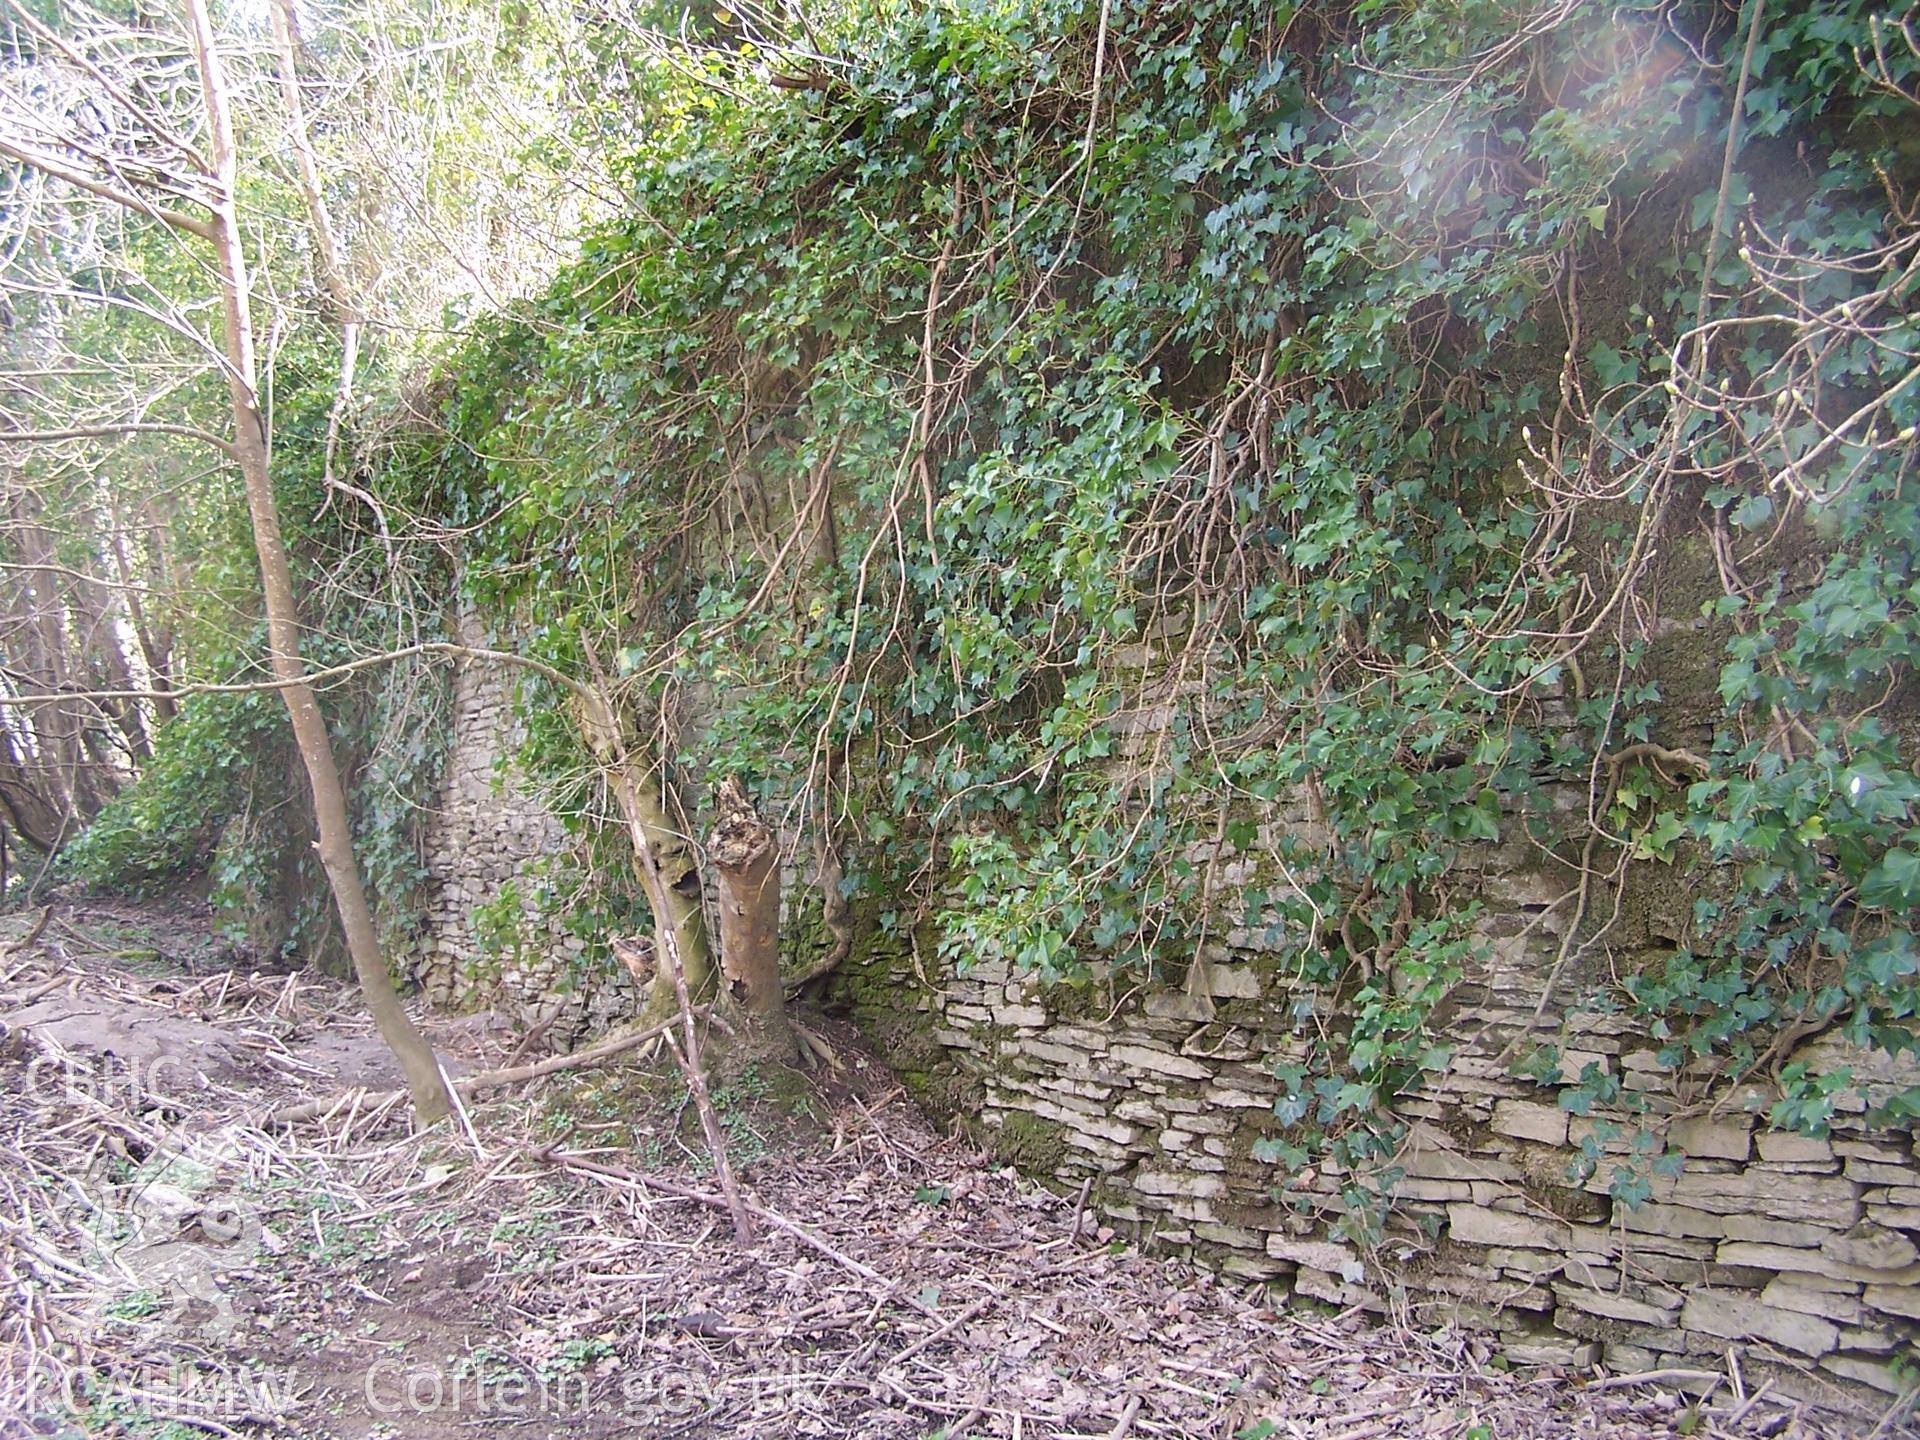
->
1394;1177;1474;1203
1716;1241;1920;1285
1107;1043;1212;1081
1205;1086;1272;1109
1144;992;1216;1022
1020;1039;1095;1067
1491;1100;1568;1146
1130;1170;1223;1200
1208;966;1263;999
1721;1214;1839;1248
1668;1117;1753;1162
1868;1205;1920;1232
1294;1265;1380;1309
1221;1254;1290;1280
1404;1143;1521;1184
1488;1248;1568;1278
1267;1236;1364;1279
1602;1343;1661;1374
1447;1204;1571;1250
1622;1170;1859;1225
1820;1354;1908;1395
1756;1131;1836;1165
1845;1158;1918;1185
1761;1278;1865;1324
1502;1339;1597;1368
1621;1203;1725;1240
1194;1222;1263;1250
1863;1283;1920;1320
1680;1289;1838;1357
1820;1221;1919;1272
1550;1283;1681;1327
1838;1325;1900;1354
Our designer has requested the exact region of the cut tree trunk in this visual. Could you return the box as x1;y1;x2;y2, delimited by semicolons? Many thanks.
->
708;776;793;1060
184;0;451;1125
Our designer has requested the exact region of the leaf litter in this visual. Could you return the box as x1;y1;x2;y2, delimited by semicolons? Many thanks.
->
0;901;1897;1440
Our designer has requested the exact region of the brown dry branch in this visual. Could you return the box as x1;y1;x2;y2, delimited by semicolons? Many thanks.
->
267;1010;703;1124
658;922;756;1244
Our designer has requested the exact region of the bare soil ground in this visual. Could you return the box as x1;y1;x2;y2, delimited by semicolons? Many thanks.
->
0;900;1904;1440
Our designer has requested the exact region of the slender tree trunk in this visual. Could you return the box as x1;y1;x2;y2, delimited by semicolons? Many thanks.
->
708;776;792;1059
575;688;715;1016
64;546;149;763
5;483;87;821
184;0;451;1124
0;716;64;854
109;500;175;724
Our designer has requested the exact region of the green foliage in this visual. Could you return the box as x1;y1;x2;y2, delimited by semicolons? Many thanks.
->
358;0;1920;1200
66;688;284;892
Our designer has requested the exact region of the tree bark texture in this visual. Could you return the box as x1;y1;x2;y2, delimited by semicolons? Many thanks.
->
708;776;792;1058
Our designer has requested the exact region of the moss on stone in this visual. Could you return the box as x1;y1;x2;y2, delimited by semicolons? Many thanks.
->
987;1110;1069;1171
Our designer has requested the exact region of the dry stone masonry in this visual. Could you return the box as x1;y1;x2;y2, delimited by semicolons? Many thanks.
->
414;618;637;1045
839;828;1920;1411
415;633;1920;1406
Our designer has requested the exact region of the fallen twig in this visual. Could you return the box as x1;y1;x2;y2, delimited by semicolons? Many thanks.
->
1587;1368;1723;1391
0;905;54;965
657;927;754;1244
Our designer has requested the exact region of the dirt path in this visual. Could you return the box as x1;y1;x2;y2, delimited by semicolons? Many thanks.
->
0;902;1895;1439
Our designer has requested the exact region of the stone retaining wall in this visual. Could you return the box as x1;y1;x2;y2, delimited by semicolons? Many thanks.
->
839;848;1920;1410
410;622;1920;1405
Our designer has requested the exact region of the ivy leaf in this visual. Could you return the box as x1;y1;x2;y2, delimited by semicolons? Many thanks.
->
1588;342;1637;389
1861;849;1920;911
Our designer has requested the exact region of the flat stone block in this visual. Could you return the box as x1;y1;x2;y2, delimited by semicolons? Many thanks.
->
1108;1043;1212;1081
1267;1236;1364;1278
1669;1116;1752;1162
1622;1203;1725;1241
1550;1282;1680;1327
1447;1203;1571;1250
1717;1241;1920;1285
1491;1099;1568;1146
1680;1288;1839;1357
1862;1283;1920;1320
1820;1354;1908;1395
1503;1339;1598;1368
1132;1170;1223;1200
1757;1131;1836;1165
1821;1221;1918;1272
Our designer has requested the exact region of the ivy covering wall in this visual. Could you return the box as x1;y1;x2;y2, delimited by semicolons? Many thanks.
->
80;0;1920;1192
